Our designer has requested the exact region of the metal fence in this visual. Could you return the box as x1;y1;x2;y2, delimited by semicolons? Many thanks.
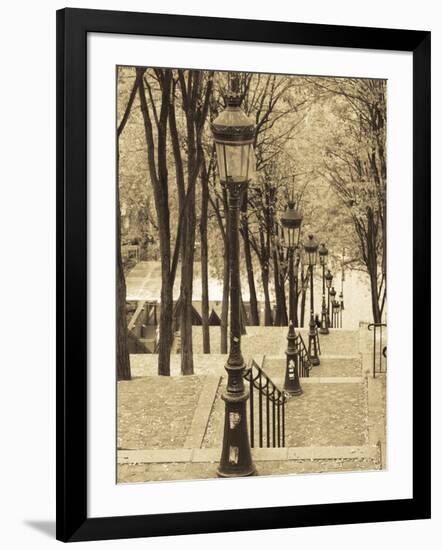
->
243;357;287;448
368;323;387;378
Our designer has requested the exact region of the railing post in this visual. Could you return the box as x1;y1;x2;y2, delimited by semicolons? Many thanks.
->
373;325;376;378
368;323;387;378
249;367;254;448
277;395;281;447
266;382;270;448
258;371;263;448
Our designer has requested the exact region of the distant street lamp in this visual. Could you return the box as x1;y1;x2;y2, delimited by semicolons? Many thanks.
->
304;234;320;366
332;297;341;328
212;74;256;478
280;199;303;395
318;243;329;335
339;290;344;327
280;199;303;325
329;286;337;328
325;269;333;328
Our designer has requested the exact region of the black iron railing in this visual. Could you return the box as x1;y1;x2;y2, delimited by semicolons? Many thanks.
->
244;357;287;448
314;325;321;357
296;333;313;377
368;323;387;378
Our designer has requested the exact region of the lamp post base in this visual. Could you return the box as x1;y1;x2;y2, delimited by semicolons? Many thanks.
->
284;386;303;397
217;392;256;478
217;465;257;478
319;295;329;334
284;322;303;396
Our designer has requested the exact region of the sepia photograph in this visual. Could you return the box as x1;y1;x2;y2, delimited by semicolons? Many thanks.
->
116;66;387;483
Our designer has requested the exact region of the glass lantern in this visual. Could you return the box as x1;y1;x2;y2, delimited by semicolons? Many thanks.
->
280;200;303;248
211;75;256;185
304;234;319;267
318;243;328;266
325;269;333;289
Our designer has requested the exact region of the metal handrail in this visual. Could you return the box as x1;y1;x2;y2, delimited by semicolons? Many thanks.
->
315;325;321;355
368;323;387;378
296;333;312;377
244;356;287;448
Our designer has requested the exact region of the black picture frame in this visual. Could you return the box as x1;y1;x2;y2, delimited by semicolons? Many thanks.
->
56;7;431;542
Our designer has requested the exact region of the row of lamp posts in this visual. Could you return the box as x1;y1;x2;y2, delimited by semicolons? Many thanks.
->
211;73;344;478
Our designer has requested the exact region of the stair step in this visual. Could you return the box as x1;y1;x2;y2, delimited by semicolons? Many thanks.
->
263;355;361;378
118;445;379;464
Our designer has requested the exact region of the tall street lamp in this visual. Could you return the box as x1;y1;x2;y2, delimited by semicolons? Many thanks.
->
325;269;333;329
280;200;303;395
304;234;320;366
212;74;256;478
318;243;329;335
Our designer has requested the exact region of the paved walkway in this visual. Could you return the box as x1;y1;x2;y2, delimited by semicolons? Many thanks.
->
118;328;386;482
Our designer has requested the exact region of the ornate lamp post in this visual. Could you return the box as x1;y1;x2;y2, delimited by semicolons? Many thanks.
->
280;200;303;325
284;321;303;396
318;243;329;335
212;74;256;478
339;288;344;328
304;234;320;366
280;200;303;395
325;269;333;328
329;286;337;328
332;297;341;328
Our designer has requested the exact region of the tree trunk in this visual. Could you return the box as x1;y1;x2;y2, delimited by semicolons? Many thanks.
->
261;266;273;326
366;207;382;323
116;146;131;381
158;275;173;375
221;240;230;354
241;192;259;325
138;68;173;376
200;166;210;353
240;292;247;335
300;289;307;328
179;181;196;375
273;250;287;326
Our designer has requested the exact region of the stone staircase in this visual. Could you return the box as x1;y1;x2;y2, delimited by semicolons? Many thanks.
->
251;328;382;470
263;354;362;379
118;326;385;482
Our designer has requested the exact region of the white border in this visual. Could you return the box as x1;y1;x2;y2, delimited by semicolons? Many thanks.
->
88;33;413;518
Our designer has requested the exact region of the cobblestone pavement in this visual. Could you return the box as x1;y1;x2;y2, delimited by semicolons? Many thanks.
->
367;376;387;466
202;379;368;448
118;456;379;483
284;383;368;446
309;357;361;377
118;376;203;449
202;379;226;448
118;325;383;484
130;353;227;377
298;329;359;356
263;356;361;378
192;326;360;357
193;326;288;356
